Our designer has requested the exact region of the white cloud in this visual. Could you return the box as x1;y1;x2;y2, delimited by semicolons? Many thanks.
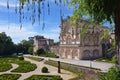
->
0;20;60;43
0;22;38;43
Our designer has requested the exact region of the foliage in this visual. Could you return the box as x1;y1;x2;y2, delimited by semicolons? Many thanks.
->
67;0;120;23
11;61;37;73
111;55;117;63
99;67;120;80
96;54;117;63
16;38;34;54
0;32;15;56
39;50;59;58
45;60;82;80
41;66;48;73
37;48;45;55
0;63;12;72
0;57;37;73
18;56;24;60
24;56;44;62
25;75;63;80
0;74;21;80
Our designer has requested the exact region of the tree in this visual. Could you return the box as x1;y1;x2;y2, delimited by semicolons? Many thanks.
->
37;48;45;55
16;38;34;54
0;32;15;55
67;0;120;67
99;67;120;80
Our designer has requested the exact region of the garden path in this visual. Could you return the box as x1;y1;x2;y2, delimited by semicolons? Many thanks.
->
18;58;76;80
0;63;18;75
25;55;114;72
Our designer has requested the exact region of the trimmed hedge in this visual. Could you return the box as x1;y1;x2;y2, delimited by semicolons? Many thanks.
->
11;61;37;73
24;56;44;62
0;74;21;80
41;67;48;73
25;75;63;80
0;57;37;73
18;56;24;60
0;63;12;72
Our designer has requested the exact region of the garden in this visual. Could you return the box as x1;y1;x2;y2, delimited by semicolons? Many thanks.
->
0;74;21;80
0;56;64;80
0;56;37;73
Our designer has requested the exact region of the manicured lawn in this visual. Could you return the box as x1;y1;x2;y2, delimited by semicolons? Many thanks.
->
24;56;43;62
44;61;82;80
0;74;21;80
25;75;63;80
0;63;12;72
0;57;37;73
11;61;37;73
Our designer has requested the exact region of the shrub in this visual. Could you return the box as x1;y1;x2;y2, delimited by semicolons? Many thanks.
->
18;56;24;60
25;75;63;80
53;76;63;80
37;48;45;55
0;63;12;72
0;74;21;80
41;77;48;80
99;67;120;80
111;55;117;63
41;67;48;73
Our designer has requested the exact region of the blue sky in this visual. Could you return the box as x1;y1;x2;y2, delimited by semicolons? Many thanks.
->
0;0;73;44
0;0;112;44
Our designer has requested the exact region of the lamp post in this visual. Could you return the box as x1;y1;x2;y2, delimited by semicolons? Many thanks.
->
88;53;92;68
58;61;61;73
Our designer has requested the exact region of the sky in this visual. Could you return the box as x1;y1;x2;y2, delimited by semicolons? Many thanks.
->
0;0;73;44
0;0;112;44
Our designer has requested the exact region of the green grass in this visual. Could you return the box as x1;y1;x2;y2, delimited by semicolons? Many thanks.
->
0;57;37;73
0;74;21;80
0;63;12;72
24;56;43;62
25;75;63;80
45;60;100;80
44;61;82;80
11;61;37;73
96;55;116;63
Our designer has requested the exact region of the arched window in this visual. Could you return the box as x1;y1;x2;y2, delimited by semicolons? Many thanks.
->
83;50;91;59
93;49;99;58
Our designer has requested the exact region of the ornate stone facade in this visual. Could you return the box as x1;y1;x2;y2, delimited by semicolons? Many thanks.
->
34;35;54;52
59;17;106;60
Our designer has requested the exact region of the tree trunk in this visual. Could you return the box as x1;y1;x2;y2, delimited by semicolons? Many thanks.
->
114;9;120;68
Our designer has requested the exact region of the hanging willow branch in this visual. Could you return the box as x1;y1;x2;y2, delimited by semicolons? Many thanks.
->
38;0;41;25
6;0;66;30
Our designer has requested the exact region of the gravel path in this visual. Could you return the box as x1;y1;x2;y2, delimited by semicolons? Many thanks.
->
24;55;114;72
18;58;76;80
0;63;18;75
0;58;76;80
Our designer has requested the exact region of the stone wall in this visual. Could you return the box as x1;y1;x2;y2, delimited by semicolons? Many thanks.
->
50;46;59;56
47;60;100;74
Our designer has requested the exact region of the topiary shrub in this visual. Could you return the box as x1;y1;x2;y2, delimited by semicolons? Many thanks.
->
41;67;48;73
18;56;24;60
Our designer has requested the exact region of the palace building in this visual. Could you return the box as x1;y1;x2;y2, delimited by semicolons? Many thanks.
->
34;35;54;52
59;17;108;60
